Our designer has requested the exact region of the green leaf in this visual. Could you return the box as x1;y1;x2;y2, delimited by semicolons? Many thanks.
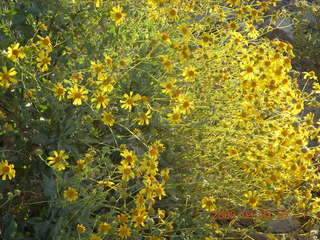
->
3;216;17;239
42;174;57;199
31;132;49;145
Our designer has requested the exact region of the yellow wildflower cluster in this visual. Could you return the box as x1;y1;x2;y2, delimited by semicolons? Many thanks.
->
159;4;320;227
2;0;320;239
0;34;54;88
35;35;52;72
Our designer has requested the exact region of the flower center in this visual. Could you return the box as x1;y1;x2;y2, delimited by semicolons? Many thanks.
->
161;34;169;41
74;92;83;99
2;165;10;173
97;96;105;103
57;88;64;95
173;113;180;121
123;167;131;175
126;155;133;163
246;66;253;73
126;99;134;105
188;70;195;76
42;57;51;64
43;38;50;46
2;73;10;81
12;49;19;56
115;12;123;19
183;101;190;108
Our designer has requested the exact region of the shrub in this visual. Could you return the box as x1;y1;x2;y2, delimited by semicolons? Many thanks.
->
0;0;319;239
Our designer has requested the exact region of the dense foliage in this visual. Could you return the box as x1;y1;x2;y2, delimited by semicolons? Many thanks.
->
291;0;320;76
0;0;320;239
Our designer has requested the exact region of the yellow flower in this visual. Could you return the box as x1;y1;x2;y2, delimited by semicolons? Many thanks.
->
182;66;198;81
226;0;241;7
101;112;115;126
228;21;239;31
98;180;115;188
199;32;214;47
167;107;181;124
3;123;14;131
100;83;114;93
52;83;66;101
47;150;69;171
0;160;16;180
230;31;246;45
91;91;109;110
64;187;78;201
36;51;51;72
134;193;146;208
121;149;137;166
160;78;176;95
98;222;111;234
132;210;147;228
70;73;83;83
104;54;113;67
7;43;26;62
167;8;178;20
159;55;174;72
37;35;52;51
97;74;115;92
243;191;259;208
90;60;104;77
245;23;259;39
179;44;192;62
95;0;102;7
201;196;216;212
118;224;131;239
178;97;194;115
313;82;320;94
110;6;126;26
157;208;165;220
88;235;102;240
38;21;48;31
76;159;87;170
179;25;191;37
148;140;164;159
0;66;17;88
161;169;170;182
0;110;6;119
119;58;129;67
266;233;278;240
76;224;86;233
118;163;135;182
205;237;218;240
135;109;152;126
241;61;256;80
141;95;150;105
291;99;304;115
24;89;36;99
120;91;141;112
303;71;318;80
117;213;129;224
159;32;171;44
153;184;166;200
67;85;88;105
